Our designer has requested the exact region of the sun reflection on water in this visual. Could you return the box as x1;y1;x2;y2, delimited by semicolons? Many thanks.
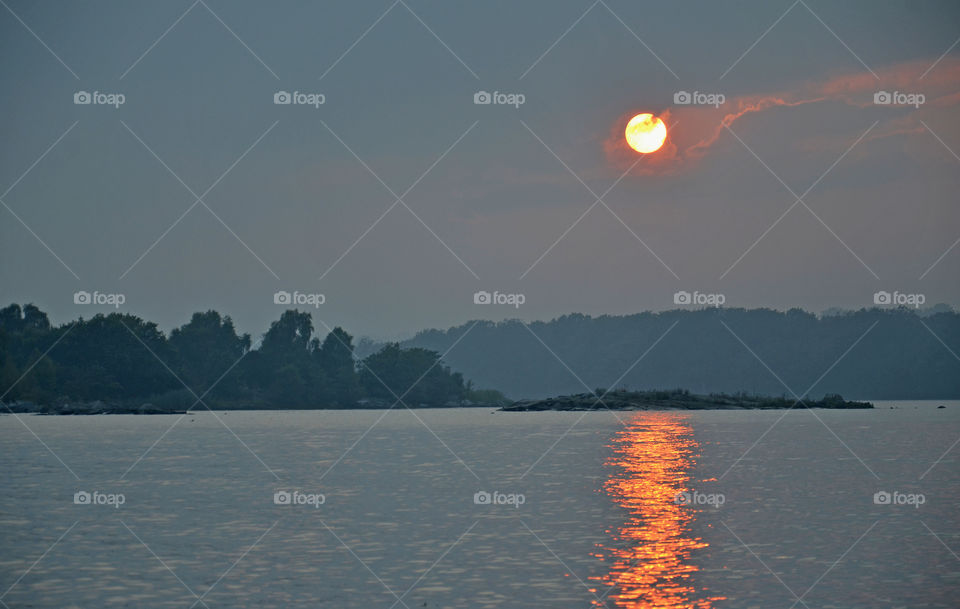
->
591;413;724;608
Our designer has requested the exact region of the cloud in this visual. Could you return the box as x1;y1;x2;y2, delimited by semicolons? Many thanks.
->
606;57;960;173
684;96;825;160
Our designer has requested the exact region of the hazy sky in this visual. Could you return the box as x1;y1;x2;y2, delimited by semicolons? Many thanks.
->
2;0;958;340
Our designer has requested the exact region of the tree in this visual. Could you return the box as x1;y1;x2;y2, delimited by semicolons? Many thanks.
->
314;327;360;407
169;311;251;397
245;310;322;407
0;328;21;401
52;314;178;400
260;310;314;361
360;344;466;405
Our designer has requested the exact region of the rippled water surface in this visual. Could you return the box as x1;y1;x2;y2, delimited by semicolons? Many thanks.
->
1;402;957;607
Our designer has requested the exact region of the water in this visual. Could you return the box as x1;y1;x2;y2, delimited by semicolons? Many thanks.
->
1;402;957;607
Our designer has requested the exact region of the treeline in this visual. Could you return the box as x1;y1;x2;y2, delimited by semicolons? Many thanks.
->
0;304;501;410
402;307;960;400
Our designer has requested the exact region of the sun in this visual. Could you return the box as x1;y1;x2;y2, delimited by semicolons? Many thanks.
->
625;113;667;154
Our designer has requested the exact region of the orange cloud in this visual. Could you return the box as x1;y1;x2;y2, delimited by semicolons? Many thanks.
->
685;96;825;159
605;56;960;173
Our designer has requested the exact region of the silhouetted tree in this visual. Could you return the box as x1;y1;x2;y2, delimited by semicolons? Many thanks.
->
314;327;360;407
52;314;178;400
169;311;251;398
245;310;321;407
360;343;466;405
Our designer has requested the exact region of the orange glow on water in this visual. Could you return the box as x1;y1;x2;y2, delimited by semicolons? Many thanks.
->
592;413;724;608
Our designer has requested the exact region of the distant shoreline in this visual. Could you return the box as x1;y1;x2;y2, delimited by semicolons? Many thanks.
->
1;401;500;415
3;389;881;415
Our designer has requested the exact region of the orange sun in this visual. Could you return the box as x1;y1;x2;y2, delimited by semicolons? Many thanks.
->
625;113;667;153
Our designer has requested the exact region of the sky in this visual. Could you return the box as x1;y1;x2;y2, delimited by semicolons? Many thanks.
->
1;0;958;340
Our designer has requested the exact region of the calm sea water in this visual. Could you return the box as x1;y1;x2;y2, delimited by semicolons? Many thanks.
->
1;402;957;608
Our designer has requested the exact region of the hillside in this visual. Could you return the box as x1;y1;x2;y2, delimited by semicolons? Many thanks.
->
401;308;960;400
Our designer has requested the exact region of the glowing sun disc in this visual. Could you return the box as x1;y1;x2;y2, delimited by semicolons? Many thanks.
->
625;113;667;153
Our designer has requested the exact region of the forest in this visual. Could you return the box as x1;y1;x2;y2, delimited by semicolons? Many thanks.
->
402;307;960;400
0;304;501;411
4;304;957;411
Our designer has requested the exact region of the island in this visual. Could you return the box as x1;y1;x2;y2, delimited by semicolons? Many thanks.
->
500;389;873;411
